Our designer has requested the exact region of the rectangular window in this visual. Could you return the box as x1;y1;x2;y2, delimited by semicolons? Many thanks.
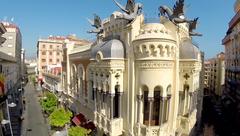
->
50;45;53;49
49;59;52;62
42;44;45;48
57;52;60;55
42;51;46;55
41;59;46;62
57;59;60;63
49;52;52;55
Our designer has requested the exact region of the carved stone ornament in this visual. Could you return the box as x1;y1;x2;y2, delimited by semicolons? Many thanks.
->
136;61;174;69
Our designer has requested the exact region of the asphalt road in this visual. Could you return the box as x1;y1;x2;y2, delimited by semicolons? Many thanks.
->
21;83;49;136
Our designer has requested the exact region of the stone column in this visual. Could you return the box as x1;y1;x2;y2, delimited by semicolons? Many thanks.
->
96;90;100;112
117;92;123;118
93;88;97;111
102;91;107;113
110;93;114;119
137;94;143;123
189;92;193;114
148;97;154;126
160;97;167;125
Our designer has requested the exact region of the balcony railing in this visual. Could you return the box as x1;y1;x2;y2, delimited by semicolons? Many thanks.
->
176;110;197;135
138;123;168;136
42;71;61;81
94;112;123;136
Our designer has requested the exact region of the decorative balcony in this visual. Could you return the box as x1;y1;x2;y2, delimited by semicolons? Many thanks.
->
42;71;61;81
136;123;168;136
176;110;197;135
94;112;123;136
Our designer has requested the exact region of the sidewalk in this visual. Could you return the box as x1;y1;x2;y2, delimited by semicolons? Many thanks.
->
21;83;49;136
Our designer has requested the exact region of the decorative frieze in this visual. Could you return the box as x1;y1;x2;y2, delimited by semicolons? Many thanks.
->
89;60;125;69
136;61;174;69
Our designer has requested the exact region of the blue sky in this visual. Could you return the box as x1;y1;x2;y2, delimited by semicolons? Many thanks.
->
0;0;235;59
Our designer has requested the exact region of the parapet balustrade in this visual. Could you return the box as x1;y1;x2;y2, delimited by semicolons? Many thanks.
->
138;123;168;136
94;112;123;135
134;43;176;59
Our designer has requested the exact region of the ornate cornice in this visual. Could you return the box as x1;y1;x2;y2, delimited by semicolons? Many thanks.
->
136;61;174;69
89;60;125;69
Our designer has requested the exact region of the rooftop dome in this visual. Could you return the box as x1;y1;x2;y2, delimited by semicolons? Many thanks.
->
179;38;200;60
91;39;125;60
235;0;240;13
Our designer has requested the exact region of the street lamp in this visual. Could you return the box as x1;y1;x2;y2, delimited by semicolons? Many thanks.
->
3;99;16;136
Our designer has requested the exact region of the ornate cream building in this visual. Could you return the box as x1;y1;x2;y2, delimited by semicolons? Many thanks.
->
61;0;203;136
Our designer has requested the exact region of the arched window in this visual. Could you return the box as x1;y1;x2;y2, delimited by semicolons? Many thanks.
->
143;85;149;125
178;83;190;116
71;64;77;95
114;85;120;118
77;65;85;98
152;86;161;125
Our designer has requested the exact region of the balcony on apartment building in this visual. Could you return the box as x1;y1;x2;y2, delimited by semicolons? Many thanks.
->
42;68;61;93
95;112;123;136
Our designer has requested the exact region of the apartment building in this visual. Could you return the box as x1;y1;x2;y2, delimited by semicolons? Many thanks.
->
37;35;90;79
222;0;240;129
0;22;22;90
37;35;90;95
204;53;225;96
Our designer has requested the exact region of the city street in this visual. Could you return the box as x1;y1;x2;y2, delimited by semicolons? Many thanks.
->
21;83;49;136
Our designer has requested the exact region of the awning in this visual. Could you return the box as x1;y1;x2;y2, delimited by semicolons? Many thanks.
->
72;113;87;126
72;116;81;126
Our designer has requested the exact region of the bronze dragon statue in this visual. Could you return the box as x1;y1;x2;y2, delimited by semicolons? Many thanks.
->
159;0;191;24
87;14;103;35
112;0;143;22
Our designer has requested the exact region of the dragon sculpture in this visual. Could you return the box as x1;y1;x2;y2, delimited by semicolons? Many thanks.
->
189;18;202;36
112;0;143;21
0;37;6;45
87;14;103;35
159;0;191;24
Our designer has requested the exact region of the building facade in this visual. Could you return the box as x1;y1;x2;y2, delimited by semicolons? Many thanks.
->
222;0;240;130
0;22;22;91
61;1;203;136
204;53;225;96
0;23;22;136
37;35;90;79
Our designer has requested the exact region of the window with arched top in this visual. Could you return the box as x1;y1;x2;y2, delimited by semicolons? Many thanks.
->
114;85;120;118
178;83;190;116
152;86;161;126
143;85;149;125
71;65;77;94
